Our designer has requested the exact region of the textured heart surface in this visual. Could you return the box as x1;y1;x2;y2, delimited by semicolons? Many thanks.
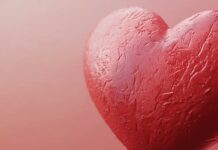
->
84;7;218;150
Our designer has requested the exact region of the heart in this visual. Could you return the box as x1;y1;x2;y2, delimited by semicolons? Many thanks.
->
84;7;218;150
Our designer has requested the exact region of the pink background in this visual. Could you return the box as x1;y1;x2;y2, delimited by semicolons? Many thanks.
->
0;0;217;150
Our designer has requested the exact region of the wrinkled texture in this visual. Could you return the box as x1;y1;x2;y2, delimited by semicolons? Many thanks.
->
84;7;218;150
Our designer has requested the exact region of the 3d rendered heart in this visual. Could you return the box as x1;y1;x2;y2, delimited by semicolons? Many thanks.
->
84;7;218;150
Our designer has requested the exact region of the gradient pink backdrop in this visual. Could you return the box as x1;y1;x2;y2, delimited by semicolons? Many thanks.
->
0;0;217;150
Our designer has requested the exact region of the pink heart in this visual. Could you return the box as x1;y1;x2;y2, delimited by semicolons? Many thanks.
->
84;7;218;150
